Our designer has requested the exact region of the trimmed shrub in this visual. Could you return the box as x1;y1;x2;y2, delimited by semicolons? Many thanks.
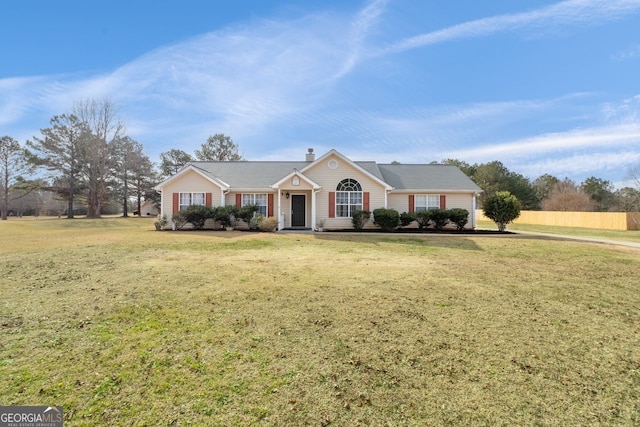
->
372;208;399;231
399;212;416;227
237;204;259;225
258;216;279;232
171;211;188;230
483;191;521;232
184;205;215;230
430;208;449;231
154;214;168;231
448;208;469;231
415;210;432;229
214;205;238;228
249;213;264;231
351;209;371;231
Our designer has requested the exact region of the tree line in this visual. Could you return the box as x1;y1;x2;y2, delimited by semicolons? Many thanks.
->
0;98;243;220
1;97;639;220
442;159;640;213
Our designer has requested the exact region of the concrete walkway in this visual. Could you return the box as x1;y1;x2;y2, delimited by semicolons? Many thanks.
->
506;229;640;249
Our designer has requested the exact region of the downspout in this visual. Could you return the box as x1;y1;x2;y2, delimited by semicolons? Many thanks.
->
222;188;230;206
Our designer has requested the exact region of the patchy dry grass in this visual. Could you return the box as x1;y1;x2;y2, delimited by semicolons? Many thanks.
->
1;217;639;425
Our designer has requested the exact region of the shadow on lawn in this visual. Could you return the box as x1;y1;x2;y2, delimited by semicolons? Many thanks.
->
312;232;485;251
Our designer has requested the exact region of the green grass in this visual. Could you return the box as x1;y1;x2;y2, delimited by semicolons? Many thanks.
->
1;217;639;425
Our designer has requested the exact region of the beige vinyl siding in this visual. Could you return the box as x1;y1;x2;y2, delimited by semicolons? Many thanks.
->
160;170;223;217
304;153;386;229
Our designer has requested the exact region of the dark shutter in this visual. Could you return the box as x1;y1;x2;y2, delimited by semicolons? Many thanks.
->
329;192;335;218
173;193;179;213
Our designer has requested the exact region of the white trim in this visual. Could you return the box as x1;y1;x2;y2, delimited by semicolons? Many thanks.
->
154;164;229;191
271;169;321;190
300;149;393;191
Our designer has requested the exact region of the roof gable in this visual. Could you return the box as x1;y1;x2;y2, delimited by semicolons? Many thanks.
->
154;164;229;191
301;149;393;190
271;169;321;189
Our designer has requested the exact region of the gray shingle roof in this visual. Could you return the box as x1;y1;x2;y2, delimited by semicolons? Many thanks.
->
190;161;309;189
185;160;480;192
378;164;481;191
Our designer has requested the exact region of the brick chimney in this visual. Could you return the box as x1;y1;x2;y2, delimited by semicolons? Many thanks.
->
305;148;315;162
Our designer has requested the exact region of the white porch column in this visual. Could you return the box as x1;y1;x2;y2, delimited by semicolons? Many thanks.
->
277;190;284;230
472;192;477;228
311;189;317;230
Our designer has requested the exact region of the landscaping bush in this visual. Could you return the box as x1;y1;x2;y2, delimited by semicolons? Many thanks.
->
415;210;432;229
171;211;188;230
351;210;371;231
184;205;215;230
237;204;259;225
399;211;416;227
258;216;279;232
154;214;168;231
214;205;238;229
429;209;449;231
448;208;469;231
249;213;264;231
483;191;521;232
372;208;399;231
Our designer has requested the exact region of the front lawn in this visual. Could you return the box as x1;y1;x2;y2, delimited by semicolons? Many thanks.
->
1;217;638;425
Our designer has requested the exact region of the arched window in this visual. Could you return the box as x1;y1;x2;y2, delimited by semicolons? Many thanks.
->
336;178;362;217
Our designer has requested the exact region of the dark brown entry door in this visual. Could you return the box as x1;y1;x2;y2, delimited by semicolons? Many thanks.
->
291;195;305;227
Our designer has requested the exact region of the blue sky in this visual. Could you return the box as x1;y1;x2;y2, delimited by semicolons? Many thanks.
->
2;0;640;187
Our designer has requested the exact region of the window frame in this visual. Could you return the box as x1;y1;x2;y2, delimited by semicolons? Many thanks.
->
414;194;440;212
179;192;205;211
242;193;268;216
336;178;363;218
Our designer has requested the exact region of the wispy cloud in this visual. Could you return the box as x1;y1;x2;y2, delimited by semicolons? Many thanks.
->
0;7;369;149
611;44;640;61
381;0;640;54
1;0;639;185
445;123;640;162
330;0;388;80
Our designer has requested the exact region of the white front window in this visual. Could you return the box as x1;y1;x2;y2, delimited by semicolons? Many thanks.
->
242;193;268;216
415;194;440;211
336;178;362;217
179;192;205;211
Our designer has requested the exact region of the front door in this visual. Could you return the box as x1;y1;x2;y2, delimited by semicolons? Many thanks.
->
291;195;306;227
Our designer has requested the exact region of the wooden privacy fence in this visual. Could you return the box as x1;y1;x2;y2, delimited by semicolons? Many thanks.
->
476;210;640;231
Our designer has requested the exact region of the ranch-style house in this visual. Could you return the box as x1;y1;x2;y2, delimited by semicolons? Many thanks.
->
154;148;482;230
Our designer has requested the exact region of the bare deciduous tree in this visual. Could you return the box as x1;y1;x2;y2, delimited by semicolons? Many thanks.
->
74;97;124;218
542;179;597;211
